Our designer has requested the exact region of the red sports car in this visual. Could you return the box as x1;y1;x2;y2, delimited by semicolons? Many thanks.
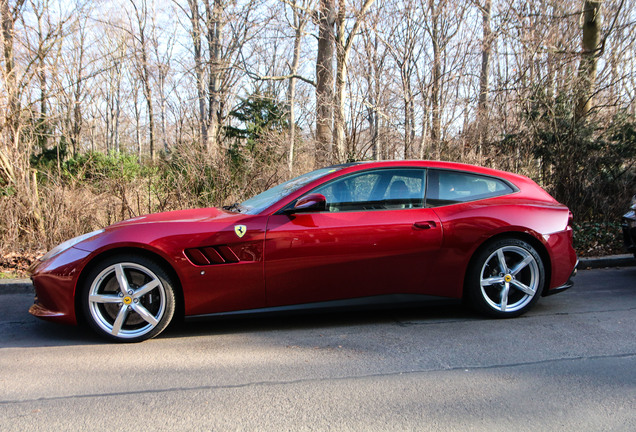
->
29;161;578;342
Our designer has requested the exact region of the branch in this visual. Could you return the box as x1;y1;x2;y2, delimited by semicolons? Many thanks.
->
343;0;375;54
595;0;626;58
239;50;315;86
248;70;316;87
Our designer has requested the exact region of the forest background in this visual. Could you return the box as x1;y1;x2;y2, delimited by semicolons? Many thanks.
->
0;0;634;275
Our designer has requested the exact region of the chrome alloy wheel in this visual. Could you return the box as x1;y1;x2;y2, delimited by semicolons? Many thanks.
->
88;262;167;339
479;245;540;313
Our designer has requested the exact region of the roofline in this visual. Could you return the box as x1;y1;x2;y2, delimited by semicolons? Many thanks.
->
321;160;530;182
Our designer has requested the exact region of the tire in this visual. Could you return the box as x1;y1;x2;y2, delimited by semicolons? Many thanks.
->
80;254;176;342
466;238;545;318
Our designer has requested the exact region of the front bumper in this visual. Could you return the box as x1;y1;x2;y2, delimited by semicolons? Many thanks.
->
28;247;93;325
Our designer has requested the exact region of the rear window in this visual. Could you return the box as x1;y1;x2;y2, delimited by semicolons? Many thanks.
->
425;169;514;207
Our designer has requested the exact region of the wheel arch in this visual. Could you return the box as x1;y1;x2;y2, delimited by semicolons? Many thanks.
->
74;247;185;325
462;231;552;299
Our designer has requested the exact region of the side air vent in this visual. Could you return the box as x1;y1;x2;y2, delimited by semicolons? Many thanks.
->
185;246;241;266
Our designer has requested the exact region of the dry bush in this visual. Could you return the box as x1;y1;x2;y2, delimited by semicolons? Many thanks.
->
0;174;158;256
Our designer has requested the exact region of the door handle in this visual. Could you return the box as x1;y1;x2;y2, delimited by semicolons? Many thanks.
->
413;221;437;230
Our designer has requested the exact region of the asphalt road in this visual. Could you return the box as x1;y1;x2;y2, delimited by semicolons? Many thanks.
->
1;267;635;431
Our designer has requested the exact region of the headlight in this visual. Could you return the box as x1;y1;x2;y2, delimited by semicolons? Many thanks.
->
39;229;105;262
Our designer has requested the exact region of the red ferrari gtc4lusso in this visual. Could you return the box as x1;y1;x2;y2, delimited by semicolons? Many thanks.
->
29;161;578;342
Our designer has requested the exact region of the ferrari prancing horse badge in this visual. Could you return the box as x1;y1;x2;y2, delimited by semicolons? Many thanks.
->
234;225;247;238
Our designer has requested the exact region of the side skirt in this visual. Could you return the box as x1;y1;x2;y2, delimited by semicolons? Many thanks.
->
185;294;458;322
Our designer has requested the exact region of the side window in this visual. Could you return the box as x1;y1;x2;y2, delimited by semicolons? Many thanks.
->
381;174;425;209
312;169;426;212
426;170;514;207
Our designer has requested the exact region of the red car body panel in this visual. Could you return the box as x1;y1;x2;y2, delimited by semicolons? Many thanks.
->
29;161;578;325
264;208;443;306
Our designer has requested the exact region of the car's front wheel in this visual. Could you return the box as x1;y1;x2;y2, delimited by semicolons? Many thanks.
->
466;238;544;318
81;255;176;342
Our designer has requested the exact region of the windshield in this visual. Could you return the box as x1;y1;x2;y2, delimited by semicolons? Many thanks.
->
239;167;344;214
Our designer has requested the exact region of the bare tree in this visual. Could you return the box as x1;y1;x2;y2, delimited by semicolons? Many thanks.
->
384;0;425;159
359;6;389;161
333;0;375;161
151;2;175;154
185;0;209;152
70;12;87;156
128;0;156;160
285;0;312;172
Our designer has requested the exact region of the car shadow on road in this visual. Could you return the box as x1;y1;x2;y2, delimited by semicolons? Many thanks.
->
161;299;477;340
2;298;482;348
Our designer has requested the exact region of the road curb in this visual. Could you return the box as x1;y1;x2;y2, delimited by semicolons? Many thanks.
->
0;278;34;294
1;255;634;296
578;254;636;269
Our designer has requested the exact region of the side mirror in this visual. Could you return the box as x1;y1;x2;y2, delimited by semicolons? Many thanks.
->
289;193;326;213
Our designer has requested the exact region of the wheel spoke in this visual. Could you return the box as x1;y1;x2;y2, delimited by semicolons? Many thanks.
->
132;304;158;326
510;255;533;276
111;306;129;336
89;294;121;304
133;278;160;299
497;249;508;273
500;282;510;312
114;264;130;295
481;276;505;286
511;279;536;296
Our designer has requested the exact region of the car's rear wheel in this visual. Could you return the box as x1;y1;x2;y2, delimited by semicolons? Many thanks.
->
81;255;175;342
466;238;544;318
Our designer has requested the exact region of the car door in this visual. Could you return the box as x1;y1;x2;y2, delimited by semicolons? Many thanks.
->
264;168;443;307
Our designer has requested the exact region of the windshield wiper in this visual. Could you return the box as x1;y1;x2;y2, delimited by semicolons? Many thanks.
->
222;202;243;213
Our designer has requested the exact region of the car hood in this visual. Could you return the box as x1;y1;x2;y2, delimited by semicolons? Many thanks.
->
70;207;251;255
109;207;231;227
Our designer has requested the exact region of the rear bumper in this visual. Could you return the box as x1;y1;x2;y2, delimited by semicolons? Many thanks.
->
543;259;578;296
542;226;578;295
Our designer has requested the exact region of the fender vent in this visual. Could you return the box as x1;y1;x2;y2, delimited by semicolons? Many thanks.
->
185;246;240;266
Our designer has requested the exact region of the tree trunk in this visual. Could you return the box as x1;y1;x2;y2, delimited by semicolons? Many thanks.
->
71;24;85;157
34;3;48;152
142;58;155;160
429;0;441;155
477;0;492;154
401;63;415;159
114;59;122;152
315;0;335;166
187;0;209;152
575;0;603;121
333;0;346;162
286;0;306;173
1;0;25;149
205;0;223;159
133;83;143;163
139;29;155;159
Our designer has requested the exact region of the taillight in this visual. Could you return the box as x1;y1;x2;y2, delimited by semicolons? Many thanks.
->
568;211;574;227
